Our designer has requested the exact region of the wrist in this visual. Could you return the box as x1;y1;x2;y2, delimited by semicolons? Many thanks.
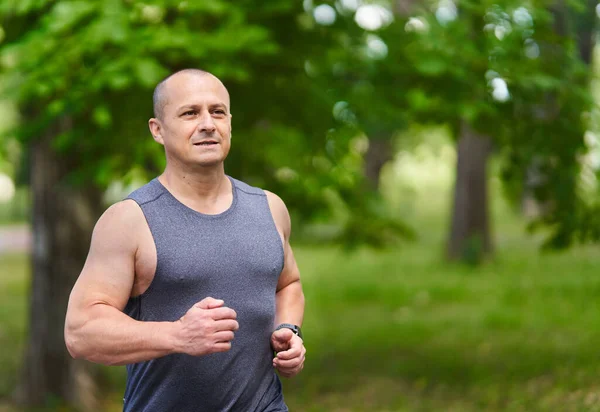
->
274;323;303;340
163;320;183;354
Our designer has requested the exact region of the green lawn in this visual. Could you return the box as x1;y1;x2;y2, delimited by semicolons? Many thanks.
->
3;226;600;411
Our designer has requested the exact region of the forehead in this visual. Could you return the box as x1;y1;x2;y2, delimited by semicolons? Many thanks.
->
163;73;230;110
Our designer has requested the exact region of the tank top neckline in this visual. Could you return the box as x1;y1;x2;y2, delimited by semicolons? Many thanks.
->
152;175;238;219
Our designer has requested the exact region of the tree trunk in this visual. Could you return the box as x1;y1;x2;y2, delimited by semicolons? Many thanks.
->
574;0;596;66
14;125;103;410
361;0;418;190
364;137;393;189
447;121;493;262
393;0;419;15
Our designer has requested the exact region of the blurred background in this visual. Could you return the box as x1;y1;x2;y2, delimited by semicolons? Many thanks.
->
1;0;600;410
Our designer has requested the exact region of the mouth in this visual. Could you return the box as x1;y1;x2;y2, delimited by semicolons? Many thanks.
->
193;140;219;146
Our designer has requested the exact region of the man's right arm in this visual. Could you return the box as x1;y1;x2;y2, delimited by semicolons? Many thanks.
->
64;200;238;366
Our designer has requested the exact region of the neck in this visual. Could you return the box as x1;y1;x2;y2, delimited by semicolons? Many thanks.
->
159;161;229;204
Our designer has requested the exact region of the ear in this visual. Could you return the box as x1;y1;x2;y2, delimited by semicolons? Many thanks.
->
149;118;165;146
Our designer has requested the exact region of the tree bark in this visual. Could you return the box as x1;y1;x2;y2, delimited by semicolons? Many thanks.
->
393;0;419;15
14;124;103;410
364;137;393;189
574;0;597;65
447;121;493;262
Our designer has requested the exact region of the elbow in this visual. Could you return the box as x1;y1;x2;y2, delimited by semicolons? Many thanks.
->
64;322;85;360
64;319;121;366
64;328;114;365
64;314;95;361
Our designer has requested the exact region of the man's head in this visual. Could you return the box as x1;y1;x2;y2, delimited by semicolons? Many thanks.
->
149;69;232;169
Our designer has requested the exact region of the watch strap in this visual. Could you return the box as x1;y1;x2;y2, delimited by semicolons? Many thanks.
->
275;323;303;339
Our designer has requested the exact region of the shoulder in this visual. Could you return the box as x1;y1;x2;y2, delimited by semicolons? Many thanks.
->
98;199;145;227
264;190;287;214
264;190;291;239
91;200;146;252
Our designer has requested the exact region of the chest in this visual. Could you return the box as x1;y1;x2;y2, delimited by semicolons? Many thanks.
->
132;215;284;298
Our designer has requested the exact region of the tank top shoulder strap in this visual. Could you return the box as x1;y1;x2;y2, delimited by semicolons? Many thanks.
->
230;176;265;197
126;179;166;205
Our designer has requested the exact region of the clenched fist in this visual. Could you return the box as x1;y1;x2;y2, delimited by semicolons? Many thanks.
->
173;297;238;356
271;328;306;378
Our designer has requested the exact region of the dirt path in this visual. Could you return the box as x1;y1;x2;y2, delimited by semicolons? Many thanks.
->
0;225;30;254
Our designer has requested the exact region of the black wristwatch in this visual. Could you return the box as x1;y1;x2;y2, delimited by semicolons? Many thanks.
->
275;323;303;339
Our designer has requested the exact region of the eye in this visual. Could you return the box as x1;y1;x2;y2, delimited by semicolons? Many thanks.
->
182;110;196;116
213;110;226;115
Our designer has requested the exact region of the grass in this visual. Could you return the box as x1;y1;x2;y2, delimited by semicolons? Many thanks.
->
4;217;600;411
286;243;600;411
0;254;28;402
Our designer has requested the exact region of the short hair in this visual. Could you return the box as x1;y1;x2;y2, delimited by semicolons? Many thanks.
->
152;69;211;119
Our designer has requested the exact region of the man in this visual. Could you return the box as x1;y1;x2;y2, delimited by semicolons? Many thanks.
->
64;69;306;411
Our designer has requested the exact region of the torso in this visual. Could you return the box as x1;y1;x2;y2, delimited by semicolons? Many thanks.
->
122;175;287;411
127;188;284;298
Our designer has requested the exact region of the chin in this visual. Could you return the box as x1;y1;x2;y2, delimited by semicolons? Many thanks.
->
192;156;226;168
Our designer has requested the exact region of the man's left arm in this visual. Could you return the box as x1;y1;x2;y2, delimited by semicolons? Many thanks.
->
266;191;306;378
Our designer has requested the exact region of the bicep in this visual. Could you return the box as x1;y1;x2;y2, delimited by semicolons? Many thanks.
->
68;201;140;315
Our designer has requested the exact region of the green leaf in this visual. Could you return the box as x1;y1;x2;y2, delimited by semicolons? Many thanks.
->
134;58;168;88
92;106;112;128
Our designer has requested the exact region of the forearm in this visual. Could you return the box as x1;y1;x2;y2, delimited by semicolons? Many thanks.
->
275;280;305;326
65;304;179;366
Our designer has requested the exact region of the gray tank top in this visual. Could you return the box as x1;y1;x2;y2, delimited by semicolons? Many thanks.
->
122;176;287;412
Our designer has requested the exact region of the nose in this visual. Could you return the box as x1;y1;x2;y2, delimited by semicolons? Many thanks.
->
197;110;216;133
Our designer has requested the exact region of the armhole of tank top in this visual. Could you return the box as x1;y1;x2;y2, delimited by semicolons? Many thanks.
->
125;196;161;301
262;190;286;273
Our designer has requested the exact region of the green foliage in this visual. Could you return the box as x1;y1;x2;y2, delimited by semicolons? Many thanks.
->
308;0;598;248
0;0;599;248
0;0;280;185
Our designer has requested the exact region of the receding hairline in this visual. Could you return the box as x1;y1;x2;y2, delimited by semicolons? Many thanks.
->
152;69;229;119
